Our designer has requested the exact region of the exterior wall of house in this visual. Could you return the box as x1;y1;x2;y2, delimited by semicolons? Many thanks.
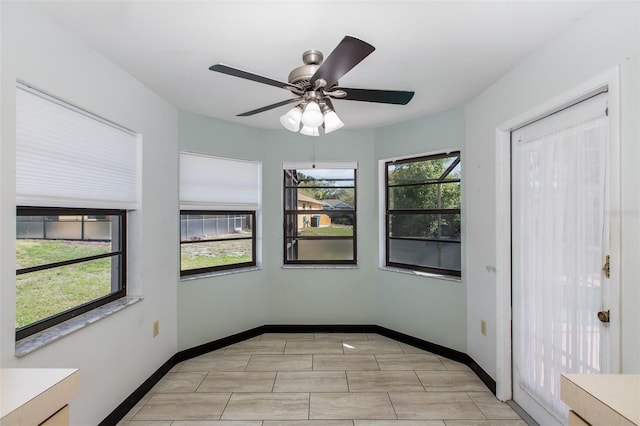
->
296;197;329;230
319;215;331;227
0;3;179;425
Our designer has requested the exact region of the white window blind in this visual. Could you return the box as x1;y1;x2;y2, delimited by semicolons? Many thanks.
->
180;152;261;210
16;83;139;209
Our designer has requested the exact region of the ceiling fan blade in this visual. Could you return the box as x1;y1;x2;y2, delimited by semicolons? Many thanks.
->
310;36;375;89
237;98;302;117
210;64;294;90
334;88;415;105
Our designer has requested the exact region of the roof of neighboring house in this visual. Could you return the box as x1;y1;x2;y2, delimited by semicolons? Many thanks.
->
297;193;324;205
322;199;352;209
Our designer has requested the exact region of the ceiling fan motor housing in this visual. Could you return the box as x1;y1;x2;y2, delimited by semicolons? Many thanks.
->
288;49;324;86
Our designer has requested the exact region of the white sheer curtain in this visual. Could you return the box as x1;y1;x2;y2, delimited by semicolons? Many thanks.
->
512;97;608;422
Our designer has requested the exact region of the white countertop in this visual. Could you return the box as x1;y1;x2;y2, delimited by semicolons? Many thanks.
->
561;374;640;426
0;368;80;426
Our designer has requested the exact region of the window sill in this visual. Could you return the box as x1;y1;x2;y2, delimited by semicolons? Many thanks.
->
14;296;144;358
180;266;262;281
379;266;461;282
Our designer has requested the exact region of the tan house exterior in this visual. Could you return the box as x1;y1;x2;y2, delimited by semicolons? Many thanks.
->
297;194;331;230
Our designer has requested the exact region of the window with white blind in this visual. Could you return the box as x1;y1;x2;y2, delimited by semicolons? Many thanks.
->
15;82;139;340
179;152;261;275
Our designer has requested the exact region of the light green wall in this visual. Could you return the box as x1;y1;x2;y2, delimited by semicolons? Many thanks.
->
375;109;467;352
177;108;467;352
177;112;267;350
260;129;378;325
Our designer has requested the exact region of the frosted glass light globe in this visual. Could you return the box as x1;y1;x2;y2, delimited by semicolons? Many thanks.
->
301;101;323;127
323;110;344;134
300;125;320;136
280;106;302;132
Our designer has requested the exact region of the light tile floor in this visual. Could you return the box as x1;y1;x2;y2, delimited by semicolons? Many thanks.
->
119;333;526;426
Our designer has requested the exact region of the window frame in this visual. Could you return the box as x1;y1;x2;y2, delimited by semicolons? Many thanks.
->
15;206;127;341
283;168;358;265
180;210;257;276
384;151;461;277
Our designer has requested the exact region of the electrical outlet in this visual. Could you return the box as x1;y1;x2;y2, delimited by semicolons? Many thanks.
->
481;320;487;336
153;320;159;337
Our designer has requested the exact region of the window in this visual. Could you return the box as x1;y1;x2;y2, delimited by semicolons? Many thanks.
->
180;211;256;275
15;82;138;340
283;163;357;264
16;208;126;339
385;152;461;276
179;152;261;276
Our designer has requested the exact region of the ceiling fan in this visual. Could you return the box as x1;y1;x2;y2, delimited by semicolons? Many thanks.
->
209;35;415;136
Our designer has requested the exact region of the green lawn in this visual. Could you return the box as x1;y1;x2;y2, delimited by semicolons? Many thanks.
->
298;225;353;237
16;239;110;269
181;238;252;271
15;239;113;328
181;253;252;269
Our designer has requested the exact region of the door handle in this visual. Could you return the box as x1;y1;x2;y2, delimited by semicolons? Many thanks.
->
602;255;610;278
597;310;610;323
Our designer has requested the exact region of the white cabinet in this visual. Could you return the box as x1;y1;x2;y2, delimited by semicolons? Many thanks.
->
40;406;69;426
561;374;640;426
0;369;79;426
569;410;591;426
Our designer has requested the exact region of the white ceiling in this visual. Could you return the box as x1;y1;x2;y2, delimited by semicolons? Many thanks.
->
35;1;600;130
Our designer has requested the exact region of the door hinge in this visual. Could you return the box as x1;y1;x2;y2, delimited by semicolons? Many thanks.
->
602;255;610;279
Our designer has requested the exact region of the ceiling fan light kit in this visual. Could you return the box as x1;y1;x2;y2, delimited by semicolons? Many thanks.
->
300;124;320;137
279;98;344;135
322;110;344;134
301;101;324;127
279;106;302;132
210;35;414;136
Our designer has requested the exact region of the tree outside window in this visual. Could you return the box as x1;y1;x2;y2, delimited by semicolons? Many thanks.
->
385;152;461;276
